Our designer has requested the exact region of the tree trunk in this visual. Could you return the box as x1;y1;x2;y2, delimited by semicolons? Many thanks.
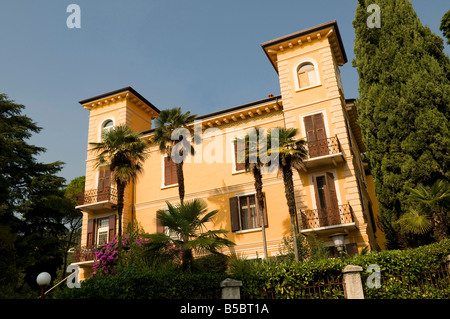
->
176;162;185;204
253;165;268;259
281;158;299;262
181;248;193;271
431;209;448;241
116;179;126;238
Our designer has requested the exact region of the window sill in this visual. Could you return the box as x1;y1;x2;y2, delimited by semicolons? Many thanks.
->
232;169;246;175
295;83;321;92
160;183;178;190
236;227;262;234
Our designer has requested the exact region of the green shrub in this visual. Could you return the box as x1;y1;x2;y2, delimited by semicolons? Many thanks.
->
56;266;227;299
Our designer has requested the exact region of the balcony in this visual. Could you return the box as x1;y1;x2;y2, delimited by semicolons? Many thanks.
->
72;246;95;264
299;204;357;236
76;187;118;213
303;136;345;169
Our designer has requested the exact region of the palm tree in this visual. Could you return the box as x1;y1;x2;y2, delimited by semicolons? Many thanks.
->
399;179;450;241
153;107;197;204
235;128;268;259
268;127;308;262
147;199;235;271
89;124;150;238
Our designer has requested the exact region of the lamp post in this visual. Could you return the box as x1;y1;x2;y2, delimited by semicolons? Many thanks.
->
36;272;51;299
329;233;347;259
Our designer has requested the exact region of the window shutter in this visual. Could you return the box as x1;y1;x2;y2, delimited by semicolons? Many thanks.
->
313;113;326;140
87;219;96;248
229;197;240;232
257;193;269;228
345;243;359;256
313;113;327;156
234;142;245;172
164;157;171;186
156;217;164;234
164;157;178;186
104;168;111;194
304;115;315;142
313;176;327;227
108;215;116;241
325;172;340;225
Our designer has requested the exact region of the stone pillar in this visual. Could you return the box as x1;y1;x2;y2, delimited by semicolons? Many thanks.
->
220;278;243;299
342;265;364;299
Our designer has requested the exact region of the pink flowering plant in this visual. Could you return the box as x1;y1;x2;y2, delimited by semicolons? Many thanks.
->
92;234;149;276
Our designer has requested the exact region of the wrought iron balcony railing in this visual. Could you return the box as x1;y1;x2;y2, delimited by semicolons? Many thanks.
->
299;204;354;231
73;246;96;263
306;136;341;159
77;187;118;206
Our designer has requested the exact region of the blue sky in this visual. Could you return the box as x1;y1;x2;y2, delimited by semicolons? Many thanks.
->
0;0;448;184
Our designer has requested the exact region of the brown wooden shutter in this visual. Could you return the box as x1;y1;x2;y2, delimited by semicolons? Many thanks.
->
104;168;111;197
98;169;105;191
313;176;327;227
345;243;359;256
156;217;164;234
108;215;116;241
234;142;245;171
164;157;178;186
304;115;315;142
325;172;340;225
304;114;328;158
257;193;269;228
229;197;240;232
313;113;326;140
87;219;96;248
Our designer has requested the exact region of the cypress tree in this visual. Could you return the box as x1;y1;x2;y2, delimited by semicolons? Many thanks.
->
353;0;450;248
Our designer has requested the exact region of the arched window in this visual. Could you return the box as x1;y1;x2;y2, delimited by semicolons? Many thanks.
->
102;120;114;132
297;62;317;88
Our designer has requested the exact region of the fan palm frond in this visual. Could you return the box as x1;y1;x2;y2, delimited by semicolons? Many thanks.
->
398;209;433;235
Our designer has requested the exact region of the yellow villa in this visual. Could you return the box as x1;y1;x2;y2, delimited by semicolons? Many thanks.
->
72;21;386;279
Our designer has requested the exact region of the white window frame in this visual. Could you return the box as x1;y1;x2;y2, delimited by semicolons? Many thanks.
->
96;217;110;247
308;169;342;210
293;58;321;92
98;117;115;142
298;109;331;140
234;191;262;234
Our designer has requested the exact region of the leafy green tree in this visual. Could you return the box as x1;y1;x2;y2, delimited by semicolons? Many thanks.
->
61;176;85;274
0;94;70;296
440;10;450;45
17;162;68;290
90;125;150;238
152;107;196;204
146;199;235;271
268;128;308;261
353;0;450;248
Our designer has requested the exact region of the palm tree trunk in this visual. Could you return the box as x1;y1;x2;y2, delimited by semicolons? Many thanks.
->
253;165;268;259
431;209;448;241
281;160;299;262
176;162;185;204
116;179;126;238
181;248;193;271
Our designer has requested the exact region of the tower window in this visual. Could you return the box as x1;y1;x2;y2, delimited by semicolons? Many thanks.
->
297;62;317;88
102;120;114;132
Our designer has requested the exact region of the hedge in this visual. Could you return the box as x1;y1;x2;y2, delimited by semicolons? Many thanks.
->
56;239;450;299
57;266;228;299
